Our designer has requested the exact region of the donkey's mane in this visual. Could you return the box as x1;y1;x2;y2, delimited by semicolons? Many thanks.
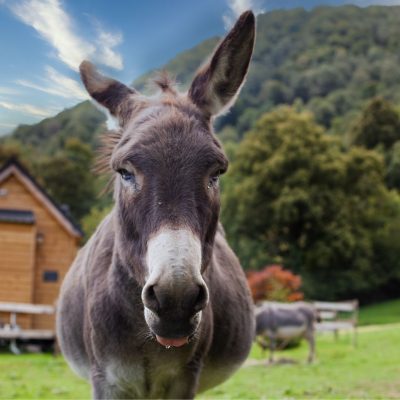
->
95;129;122;174
152;70;177;94
93;129;122;195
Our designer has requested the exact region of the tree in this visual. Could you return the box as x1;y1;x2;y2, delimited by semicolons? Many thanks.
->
350;97;400;150
386;141;400;190
350;98;400;191
37;138;97;221
0;140;35;167
222;107;400;300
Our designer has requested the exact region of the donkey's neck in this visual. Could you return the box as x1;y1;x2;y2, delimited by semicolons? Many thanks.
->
107;253;144;312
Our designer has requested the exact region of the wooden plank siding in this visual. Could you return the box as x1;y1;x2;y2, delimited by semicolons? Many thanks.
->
0;223;36;329
0;173;80;330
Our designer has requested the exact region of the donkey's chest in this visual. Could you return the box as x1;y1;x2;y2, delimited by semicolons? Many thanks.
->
105;356;184;398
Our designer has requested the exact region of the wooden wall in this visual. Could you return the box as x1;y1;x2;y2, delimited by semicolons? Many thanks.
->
0;223;36;329
0;174;79;330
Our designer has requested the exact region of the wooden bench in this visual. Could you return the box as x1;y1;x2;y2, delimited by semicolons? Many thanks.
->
0;302;55;353
313;300;358;346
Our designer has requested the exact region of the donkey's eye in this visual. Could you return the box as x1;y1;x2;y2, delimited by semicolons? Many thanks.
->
118;168;136;183
208;171;221;189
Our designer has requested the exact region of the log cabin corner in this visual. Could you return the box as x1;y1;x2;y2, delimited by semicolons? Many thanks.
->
0;158;82;332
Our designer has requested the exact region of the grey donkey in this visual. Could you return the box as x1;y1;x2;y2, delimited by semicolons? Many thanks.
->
255;302;317;363
57;11;256;400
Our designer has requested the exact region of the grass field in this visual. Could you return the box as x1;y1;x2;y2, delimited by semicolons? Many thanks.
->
358;298;400;326
0;300;399;399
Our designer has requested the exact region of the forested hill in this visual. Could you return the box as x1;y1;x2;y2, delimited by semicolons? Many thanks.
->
140;4;400;139
232;5;400;136
5;4;400;153
10;101;106;155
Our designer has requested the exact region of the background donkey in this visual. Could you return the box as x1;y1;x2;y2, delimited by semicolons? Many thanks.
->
255;302;317;363
57;11;256;400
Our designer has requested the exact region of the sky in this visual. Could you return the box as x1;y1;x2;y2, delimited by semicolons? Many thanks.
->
0;0;400;135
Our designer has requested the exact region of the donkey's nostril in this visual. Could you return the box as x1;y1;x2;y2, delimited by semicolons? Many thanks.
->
143;284;160;313
194;283;209;312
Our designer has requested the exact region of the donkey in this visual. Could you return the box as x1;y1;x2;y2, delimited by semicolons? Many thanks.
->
255;302;317;364
57;11;256;400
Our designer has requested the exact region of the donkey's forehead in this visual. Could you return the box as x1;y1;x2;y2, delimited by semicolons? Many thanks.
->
131;93;206;131
111;99;227;172
117;96;212;151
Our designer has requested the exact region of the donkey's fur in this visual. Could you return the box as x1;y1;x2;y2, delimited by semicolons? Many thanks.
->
57;11;256;399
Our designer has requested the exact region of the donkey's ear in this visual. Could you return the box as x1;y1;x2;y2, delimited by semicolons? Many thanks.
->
80;61;137;126
188;11;255;117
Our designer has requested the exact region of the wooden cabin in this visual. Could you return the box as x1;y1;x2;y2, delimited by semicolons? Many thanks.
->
0;159;82;331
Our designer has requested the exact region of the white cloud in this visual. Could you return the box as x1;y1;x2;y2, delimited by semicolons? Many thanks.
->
223;0;265;29
0;101;56;118
17;66;88;100
94;22;124;70
0;87;20;95
10;0;123;71
11;0;93;71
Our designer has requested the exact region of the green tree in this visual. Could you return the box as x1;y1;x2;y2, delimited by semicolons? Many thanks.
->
222;107;400;300
0;140;35;167
350;98;400;190
37;138;97;221
386;141;400;190
350;97;400;150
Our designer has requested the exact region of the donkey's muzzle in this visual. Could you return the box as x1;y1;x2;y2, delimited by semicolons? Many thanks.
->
142;281;208;317
142;280;208;345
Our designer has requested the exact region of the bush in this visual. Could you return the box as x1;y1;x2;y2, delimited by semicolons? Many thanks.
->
247;265;304;303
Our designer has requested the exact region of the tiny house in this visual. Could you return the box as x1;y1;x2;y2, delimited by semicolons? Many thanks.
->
0;159;82;330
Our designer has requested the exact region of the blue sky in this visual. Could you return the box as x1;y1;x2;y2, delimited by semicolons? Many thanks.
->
0;0;399;135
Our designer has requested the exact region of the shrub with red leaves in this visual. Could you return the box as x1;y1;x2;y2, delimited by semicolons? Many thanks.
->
247;265;304;303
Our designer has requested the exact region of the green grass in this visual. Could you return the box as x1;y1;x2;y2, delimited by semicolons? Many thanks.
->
200;324;400;399
359;298;400;326
0;324;400;399
0;352;89;399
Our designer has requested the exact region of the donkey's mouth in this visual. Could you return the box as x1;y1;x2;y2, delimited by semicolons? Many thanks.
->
144;307;202;348
155;335;189;348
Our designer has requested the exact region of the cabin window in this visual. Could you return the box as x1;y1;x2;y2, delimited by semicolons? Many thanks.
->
43;270;58;282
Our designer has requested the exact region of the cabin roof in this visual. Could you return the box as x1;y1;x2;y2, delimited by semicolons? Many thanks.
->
0;158;83;238
0;209;35;225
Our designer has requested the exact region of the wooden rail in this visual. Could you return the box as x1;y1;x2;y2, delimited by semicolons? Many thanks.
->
0;302;56;353
0;302;54;314
313;300;358;346
0;329;54;340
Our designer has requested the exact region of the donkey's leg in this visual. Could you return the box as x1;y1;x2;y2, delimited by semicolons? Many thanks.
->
305;329;316;364
91;367;115;400
269;334;276;364
166;360;202;399
256;335;269;355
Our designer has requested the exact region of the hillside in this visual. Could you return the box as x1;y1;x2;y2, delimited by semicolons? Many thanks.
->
5;5;400;150
137;5;400;138
8;101;106;155
133;37;219;92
